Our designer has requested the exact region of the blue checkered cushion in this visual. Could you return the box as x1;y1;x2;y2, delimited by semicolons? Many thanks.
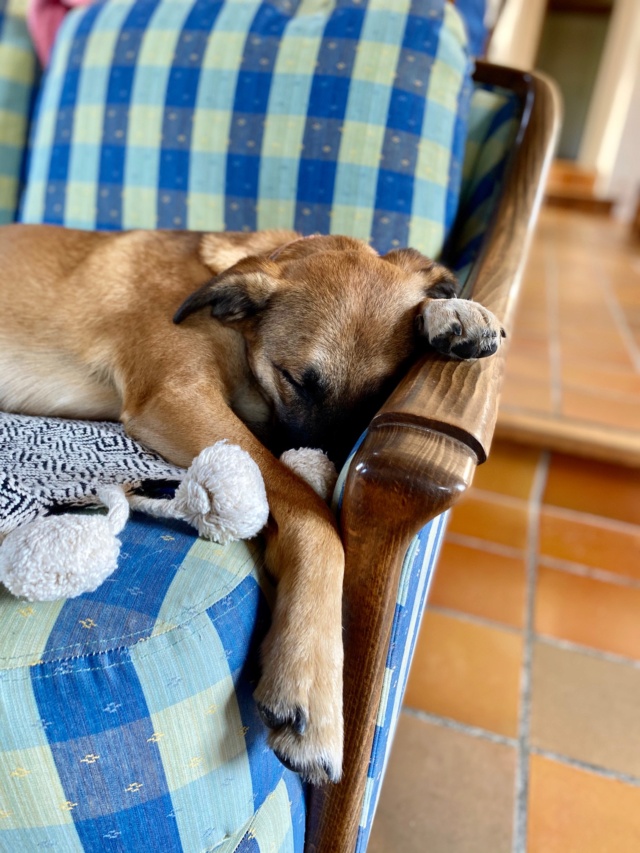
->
451;0;486;56
0;514;306;851
0;0;37;224
20;0;474;259
453;83;521;287
449;85;523;295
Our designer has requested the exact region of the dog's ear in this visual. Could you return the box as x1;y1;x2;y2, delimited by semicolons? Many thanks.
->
173;256;280;325
383;248;460;299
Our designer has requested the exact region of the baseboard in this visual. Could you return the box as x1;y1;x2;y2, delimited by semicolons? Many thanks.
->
495;409;640;468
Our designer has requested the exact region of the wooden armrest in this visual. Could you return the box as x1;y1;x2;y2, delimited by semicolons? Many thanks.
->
307;65;561;853
375;64;561;464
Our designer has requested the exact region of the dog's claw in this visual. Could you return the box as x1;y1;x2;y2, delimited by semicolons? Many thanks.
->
293;706;308;735
256;691;342;784
254;655;343;785
257;703;286;731
272;748;339;785
257;702;308;736
273;748;298;774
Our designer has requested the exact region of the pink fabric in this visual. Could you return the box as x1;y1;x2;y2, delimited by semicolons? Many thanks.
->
28;0;91;66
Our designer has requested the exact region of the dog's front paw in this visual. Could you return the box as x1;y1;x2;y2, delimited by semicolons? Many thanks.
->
421;298;506;360
254;624;343;785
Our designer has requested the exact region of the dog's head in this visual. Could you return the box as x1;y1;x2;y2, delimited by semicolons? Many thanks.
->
174;234;460;463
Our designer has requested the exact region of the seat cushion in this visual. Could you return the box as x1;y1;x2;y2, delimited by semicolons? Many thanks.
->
20;0;475;259
0;513;306;851
0;0;37;223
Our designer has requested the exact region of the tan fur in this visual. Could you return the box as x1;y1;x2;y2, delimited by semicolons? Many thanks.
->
0;223;503;784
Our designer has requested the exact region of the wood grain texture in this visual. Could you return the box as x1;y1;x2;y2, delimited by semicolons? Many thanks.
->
305;65;562;853
306;426;477;852
374;64;562;464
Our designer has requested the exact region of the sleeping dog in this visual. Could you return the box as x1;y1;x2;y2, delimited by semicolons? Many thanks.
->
0;225;504;784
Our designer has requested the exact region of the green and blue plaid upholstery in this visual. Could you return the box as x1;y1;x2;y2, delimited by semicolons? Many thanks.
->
450;83;521;287
452;0;486;56
20;0;474;260
0;514;305;851
354;514;447;852
0;0;37;224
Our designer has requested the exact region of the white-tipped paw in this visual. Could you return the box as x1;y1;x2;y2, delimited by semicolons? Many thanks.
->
421;298;506;360
254;624;343;785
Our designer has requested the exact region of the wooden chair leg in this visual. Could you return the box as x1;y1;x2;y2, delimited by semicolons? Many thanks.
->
306;425;477;853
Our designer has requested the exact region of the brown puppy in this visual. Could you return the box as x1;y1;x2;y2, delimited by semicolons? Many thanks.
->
0;224;504;784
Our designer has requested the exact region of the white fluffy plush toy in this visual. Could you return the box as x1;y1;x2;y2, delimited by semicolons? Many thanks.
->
0;413;337;602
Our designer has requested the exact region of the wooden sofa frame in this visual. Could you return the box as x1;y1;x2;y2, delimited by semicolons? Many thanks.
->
307;62;561;853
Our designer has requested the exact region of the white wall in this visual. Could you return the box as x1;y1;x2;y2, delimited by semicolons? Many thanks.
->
579;0;640;217
488;0;640;219
602;68;640;219
487;0;547;70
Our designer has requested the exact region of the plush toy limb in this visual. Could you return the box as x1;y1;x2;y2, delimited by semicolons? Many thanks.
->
279;448;338;502
129;441;270;545
128;444;337;545
0;485;130;601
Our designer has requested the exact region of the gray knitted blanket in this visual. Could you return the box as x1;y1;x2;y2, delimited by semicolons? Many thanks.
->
0;413;183;537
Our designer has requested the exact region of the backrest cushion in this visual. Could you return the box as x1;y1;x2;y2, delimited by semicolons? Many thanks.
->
0;0;37;223
449;82;521;286
451;0;486;56
20;0;479;259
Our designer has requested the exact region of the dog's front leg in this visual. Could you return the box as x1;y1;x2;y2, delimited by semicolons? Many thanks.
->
122;391;344;785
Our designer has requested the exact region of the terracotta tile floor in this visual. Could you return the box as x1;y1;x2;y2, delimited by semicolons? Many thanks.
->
369;208;640;853
495;206;640;465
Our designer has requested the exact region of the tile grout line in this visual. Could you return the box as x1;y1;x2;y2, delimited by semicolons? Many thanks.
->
428;598;640;672
402;708;640;789
540;503;640;535
428;606;640;671
445;531;525;560
402;706;517;748
513;450;549;853
561;378;640;403
536;633;640;671
426;604;522;634
463;486;530;509
469;486;640;535
597;253;640;372
530;746;640;789
539;555;640;590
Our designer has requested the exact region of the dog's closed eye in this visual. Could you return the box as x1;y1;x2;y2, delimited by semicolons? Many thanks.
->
275;365;326;404
277;366;301;390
